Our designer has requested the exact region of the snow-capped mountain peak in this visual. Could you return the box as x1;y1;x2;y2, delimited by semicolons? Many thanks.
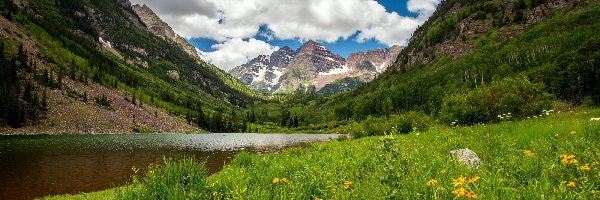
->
229;41;403;94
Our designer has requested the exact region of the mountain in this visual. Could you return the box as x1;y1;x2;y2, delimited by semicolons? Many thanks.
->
0;0;259;133
230;40;402;94
287;0;600;128
347;45;403;73
229;46;295;93
131;4;199;59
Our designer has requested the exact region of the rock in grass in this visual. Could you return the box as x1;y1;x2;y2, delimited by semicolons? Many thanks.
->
450;148;482;169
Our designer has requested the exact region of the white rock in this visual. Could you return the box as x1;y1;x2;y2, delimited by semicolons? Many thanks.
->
450;148;482;169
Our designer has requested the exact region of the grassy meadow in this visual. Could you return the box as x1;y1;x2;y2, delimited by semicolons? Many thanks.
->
43;108;599;199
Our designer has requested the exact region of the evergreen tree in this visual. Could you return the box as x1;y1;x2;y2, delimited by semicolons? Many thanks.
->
42;69;49;86
23;81;33;102
41;89;48;111
186;112;192;125
0;42;4;64
57;72;63;89
28;94;40;123
131;93;136;105
6;88;22;127
69;59;76;79
17;44;27;68
382;96;393;118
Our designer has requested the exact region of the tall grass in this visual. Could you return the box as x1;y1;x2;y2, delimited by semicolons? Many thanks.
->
203;110;599;199
115;157;208;199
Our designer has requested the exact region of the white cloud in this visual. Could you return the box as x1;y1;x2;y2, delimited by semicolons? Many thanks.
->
199;38;279;71
131;0;441;69
407;0;441;17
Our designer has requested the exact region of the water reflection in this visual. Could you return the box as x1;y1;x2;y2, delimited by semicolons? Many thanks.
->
0;133;338;200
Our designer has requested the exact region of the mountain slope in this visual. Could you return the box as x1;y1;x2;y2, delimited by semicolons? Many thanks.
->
263;0;600;131
131;4;199;60
0;0;258;133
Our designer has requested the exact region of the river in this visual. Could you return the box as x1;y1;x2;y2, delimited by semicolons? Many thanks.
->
0;133;339;200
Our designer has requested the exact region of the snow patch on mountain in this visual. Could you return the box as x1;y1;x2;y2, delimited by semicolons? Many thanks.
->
319;65;351;76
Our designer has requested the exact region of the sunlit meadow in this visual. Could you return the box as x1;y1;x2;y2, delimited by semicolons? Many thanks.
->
44;109;599;199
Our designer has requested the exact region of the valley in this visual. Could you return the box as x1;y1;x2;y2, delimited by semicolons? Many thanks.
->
0;0;599;199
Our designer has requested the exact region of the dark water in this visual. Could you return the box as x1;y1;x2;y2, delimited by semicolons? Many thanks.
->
0;133;339;200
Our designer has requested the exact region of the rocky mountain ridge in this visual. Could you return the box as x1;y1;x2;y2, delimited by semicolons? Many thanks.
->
131;4;199;60
230;40;402;93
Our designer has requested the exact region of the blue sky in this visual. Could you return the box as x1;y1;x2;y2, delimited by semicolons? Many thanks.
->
189;0;417;58
132;0;440;70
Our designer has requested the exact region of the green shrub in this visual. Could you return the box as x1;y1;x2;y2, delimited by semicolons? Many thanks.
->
441;77;552;125
392;111;433;134
352;112;435;137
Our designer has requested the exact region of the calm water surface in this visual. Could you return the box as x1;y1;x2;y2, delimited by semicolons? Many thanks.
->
0;133;339;200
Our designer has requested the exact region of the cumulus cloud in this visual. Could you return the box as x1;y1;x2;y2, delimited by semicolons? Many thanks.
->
198;38;279;71
131;0;440;69
407;0;441;17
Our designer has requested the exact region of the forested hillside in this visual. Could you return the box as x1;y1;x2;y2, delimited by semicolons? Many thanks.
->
0;0;263;133
249;0;600;134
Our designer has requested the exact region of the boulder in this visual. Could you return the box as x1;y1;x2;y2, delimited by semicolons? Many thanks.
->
450;148;482;169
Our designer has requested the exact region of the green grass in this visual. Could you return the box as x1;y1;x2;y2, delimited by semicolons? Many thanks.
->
43;109;600;199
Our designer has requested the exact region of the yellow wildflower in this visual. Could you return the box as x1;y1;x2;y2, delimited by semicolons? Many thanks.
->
580;164;591;171
281;178;287;183
561;155;577;165
426;179;438;187
343;180;352;190
570;159;579;165
566;181;576;188
569;130;576;135
465;191;479;199
314;197;323;200
272;178;280;184
452;176;466;187
468;176;480;183
451;187;467;197
593;161;599;166
523;150;534;157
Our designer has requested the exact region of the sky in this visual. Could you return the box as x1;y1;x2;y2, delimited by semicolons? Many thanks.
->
130;0;441;71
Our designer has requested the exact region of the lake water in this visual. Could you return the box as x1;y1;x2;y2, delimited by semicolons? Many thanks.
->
0;133;339;200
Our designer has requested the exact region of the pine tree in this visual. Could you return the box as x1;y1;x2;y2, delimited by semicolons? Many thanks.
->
17;44;27;68
28;94;40;123
41;89;48;111
0;42;4;65
42;69;49;86
131;93;136;105
6;88;22;127
186;112;192;125
23;81;33;102
382;96;393;118
69;59;76;79
57;72;63;89
6;0;18;20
